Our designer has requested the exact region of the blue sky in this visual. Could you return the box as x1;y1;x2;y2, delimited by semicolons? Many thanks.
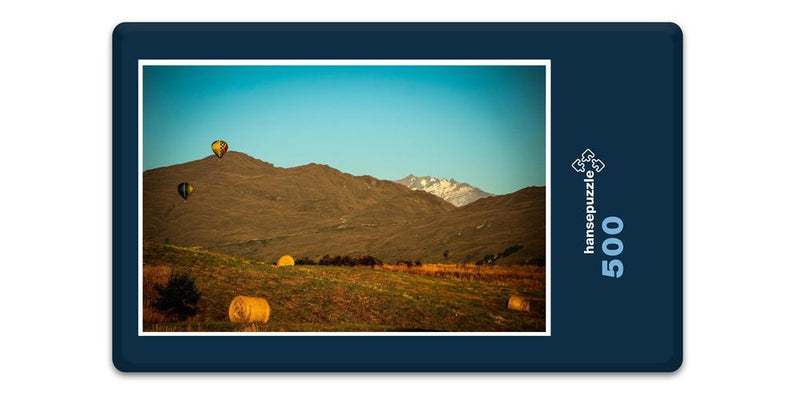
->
143;65;546;194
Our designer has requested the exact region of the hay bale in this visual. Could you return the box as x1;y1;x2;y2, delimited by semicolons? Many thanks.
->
507;295;531;312
277;255;295;266
228;296;271;323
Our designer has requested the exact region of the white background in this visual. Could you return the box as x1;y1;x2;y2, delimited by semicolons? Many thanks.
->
1;1;797;399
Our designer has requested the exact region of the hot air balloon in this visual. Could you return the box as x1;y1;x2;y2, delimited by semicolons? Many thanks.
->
211;140;228;159
177;182;194;201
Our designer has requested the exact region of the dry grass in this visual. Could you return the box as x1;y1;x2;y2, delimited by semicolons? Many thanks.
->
142;265;171;323
143;243;546;332
371;263;545;286
236;323;270;332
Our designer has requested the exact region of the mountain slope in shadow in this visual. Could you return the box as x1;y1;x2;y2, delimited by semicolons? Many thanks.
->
144;152;545;265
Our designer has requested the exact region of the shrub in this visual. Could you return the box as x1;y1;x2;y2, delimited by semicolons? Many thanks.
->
153;273;201;320
357;255;383;266
477;244;524;265
294;256;317;265
476;254;498;266
500;245;523;258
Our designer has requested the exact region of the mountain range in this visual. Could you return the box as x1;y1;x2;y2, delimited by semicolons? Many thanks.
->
143;152;545;265
394;174;492;207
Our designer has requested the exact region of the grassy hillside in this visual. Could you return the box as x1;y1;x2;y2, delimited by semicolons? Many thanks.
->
144;152;545;265
143;243;546;332
367;186;546;265
144;151;454;248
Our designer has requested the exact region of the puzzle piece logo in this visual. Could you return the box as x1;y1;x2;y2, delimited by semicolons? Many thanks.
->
590;158;605;172
572;149;605;173
571;159;586;173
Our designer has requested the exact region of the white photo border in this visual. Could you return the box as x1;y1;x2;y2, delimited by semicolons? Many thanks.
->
138;59;551;337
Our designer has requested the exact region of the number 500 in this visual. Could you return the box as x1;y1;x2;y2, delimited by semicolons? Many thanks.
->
601;216;624;278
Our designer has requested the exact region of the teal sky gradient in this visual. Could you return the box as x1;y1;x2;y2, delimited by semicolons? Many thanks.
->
143;65;546;195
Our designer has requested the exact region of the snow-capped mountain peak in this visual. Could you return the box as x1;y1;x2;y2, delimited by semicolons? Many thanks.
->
395;174;492;207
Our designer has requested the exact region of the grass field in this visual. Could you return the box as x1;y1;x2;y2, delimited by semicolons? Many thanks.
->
143;243;546;332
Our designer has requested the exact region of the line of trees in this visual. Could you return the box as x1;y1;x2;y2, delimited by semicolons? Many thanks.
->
295;254;384;267
294;244;543;267
476;244;524;266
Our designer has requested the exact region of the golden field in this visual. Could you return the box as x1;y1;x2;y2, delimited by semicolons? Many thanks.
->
143;243;546;332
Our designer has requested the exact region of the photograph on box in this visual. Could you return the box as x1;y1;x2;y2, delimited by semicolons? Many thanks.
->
140;61;549;334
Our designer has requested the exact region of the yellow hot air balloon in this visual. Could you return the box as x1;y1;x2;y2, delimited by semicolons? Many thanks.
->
211;140;228;159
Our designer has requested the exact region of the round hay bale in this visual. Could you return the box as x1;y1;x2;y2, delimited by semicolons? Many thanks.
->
277;255;295;266
507;295;531;312
228;296;270;323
